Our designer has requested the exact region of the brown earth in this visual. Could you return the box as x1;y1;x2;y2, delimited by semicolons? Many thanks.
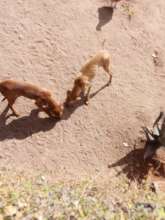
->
0;0;165;180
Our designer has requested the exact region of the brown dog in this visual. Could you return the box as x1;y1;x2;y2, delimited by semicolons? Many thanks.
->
0;80;63;118
65;50;112;106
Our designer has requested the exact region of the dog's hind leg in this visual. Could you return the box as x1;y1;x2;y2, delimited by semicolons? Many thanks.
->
85;84;92;105
7;95;19;117
103;59;112;86
107;73;112;86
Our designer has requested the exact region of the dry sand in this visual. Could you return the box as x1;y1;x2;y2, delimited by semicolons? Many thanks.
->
0;0;165;180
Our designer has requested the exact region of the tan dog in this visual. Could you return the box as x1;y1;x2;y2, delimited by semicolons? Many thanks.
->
0;80;63;119
65;50;112;106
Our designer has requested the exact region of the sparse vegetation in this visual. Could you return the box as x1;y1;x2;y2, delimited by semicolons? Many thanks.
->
122;3;134;20
0;170;165;219
0;0;165;219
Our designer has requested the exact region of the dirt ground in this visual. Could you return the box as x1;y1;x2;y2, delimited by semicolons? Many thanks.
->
0;0;165;180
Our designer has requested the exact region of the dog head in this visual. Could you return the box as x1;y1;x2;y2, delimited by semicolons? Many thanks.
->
65;78;85;106
50;103;64;119
65;90;73;106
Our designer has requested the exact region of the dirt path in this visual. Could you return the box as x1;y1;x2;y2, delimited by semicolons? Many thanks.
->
0;0;165;180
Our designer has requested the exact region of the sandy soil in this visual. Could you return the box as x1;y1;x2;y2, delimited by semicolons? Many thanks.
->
0;0;165;180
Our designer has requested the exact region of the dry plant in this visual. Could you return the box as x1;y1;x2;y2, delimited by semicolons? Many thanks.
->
122;2;134;20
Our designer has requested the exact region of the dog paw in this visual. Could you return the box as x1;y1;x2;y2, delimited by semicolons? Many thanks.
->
107;79;112;86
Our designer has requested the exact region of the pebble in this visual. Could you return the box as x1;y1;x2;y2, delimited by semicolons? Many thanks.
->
4;205;17;217
123;142;129;147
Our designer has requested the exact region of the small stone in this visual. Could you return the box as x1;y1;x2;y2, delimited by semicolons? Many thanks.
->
52;212;62;219
33;212;44;220
152;50;158;58
18;34;23;40
17;200;27;210
15;211;23;219
4;205;17;217
69;215;77;220
36;175;46;185
41;176;46;182
152;53;157;58
123;142;129;147
135;202;155;212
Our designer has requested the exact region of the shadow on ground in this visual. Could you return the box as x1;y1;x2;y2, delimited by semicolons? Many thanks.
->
108;147;165;184
63;83;109;120
96;7;114;31
0;108;58;140
0;83;110;140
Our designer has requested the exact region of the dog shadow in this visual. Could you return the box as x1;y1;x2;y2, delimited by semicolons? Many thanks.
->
108;148;159;184
63;83;109;120
96;6;114;31
0;108;58;141
0;83;109;140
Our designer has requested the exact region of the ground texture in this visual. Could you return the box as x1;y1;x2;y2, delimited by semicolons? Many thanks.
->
0;0;165;181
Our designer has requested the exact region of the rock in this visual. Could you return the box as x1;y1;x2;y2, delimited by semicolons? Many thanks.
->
15;211;23;219
17;200;27;210
69;215;77;220
4;205;17;217
152;52;158;58
36;176;46;185
33;212;44;220
123;142;129;147
135;202;155;213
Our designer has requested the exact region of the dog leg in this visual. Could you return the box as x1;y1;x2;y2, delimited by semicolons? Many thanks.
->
103;66;112;86
7;96;19;117
107;73;112;86
85;84;92;105
153;161;161;176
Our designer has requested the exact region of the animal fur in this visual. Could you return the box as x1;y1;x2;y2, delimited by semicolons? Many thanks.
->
65;50;112;106
0;80;63;118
